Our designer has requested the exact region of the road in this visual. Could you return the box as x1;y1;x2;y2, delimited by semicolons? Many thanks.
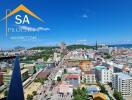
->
33;54;68;100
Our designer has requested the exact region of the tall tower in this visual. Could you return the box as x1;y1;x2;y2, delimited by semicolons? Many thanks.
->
96;41;98;50
7;56;24;100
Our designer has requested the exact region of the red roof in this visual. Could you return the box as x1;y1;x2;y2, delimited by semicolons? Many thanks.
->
65;74;79;79
37;70;50;78
128;54;132;56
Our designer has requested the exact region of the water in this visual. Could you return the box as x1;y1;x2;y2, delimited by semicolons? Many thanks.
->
109;44;132;48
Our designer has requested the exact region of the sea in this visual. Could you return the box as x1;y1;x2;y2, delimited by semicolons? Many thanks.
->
109;44;132;48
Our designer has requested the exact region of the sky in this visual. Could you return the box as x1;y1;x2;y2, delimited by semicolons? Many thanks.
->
0;0;132;49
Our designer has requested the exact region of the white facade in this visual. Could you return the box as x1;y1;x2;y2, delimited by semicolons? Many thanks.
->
95;66;113;84
98;46;113;54
66;67;81;74
54;69;63;81
81;71;96;84
112;73;132;96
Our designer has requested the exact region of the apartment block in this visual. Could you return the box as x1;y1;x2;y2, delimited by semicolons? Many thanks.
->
112;73;132;96
95;66;113;84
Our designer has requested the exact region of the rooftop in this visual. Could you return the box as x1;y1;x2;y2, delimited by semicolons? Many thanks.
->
92;93;109;100
65;74;79;79
117;73;132;80
21;69;28;74
95;66;106;70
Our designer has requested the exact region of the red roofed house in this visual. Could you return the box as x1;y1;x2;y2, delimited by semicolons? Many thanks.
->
64;74;80;86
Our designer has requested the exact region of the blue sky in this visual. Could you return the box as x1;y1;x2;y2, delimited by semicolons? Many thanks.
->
0;0;132;49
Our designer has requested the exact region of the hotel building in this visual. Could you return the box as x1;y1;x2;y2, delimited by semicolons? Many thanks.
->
95;66;113;84
112;73;132;96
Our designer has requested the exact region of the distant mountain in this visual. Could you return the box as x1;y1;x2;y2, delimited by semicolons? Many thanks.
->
67;44;94;50
29;44;94;50
29;46;59;50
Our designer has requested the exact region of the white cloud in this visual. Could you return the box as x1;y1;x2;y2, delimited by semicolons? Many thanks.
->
76;39;88;44
19;26;50;32
82;14;88;18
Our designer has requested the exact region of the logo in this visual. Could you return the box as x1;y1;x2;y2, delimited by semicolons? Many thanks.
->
1;4;45;36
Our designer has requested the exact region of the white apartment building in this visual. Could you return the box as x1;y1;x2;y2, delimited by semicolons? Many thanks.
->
98;46;113;54
81;71;96;84
112;73;132;96
95;66;113;84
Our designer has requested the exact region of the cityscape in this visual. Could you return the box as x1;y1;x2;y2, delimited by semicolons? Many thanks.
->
0;43;132;100
0;0;132;100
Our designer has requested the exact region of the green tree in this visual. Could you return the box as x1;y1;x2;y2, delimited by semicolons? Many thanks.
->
74;95;82;100
73;87;88;100
32;91;37;95
57;77;61;82
4;90;8;97
34;78;45;84
83;78;87;84
113;90;123;100
73;89;78;96
27;94;33;100
64;69;67;74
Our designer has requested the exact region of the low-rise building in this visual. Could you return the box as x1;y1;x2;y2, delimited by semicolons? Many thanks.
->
21;69;29;82
37;70;50;79
64;74;80;86
81;71;96;84
54;69;63;81
23;63;36;76
66;67;81;74
0;72;3;86
57;81;73;95
3;68;29;86
35;63;45;72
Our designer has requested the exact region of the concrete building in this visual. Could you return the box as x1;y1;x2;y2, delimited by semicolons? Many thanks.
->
112;73;132;96
37;70;50;79
98;46;113;54
66;67;81;74
57;81;73;95
23;63;36;76
64;74;80;86
81;71;96;84
0;72;3;86
35;63;45;72
54;69;63;81
53;52;61;62
3;68;29;85
95;66;113;84
21;69;29;82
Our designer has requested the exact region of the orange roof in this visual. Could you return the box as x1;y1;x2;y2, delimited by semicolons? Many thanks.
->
80;61;92;68
92;93;107;100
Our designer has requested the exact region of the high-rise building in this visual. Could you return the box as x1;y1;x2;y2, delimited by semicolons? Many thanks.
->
96;41;98;50
112;73;132;96
7;56;24;100
60;42;67;53
95;66;113;84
